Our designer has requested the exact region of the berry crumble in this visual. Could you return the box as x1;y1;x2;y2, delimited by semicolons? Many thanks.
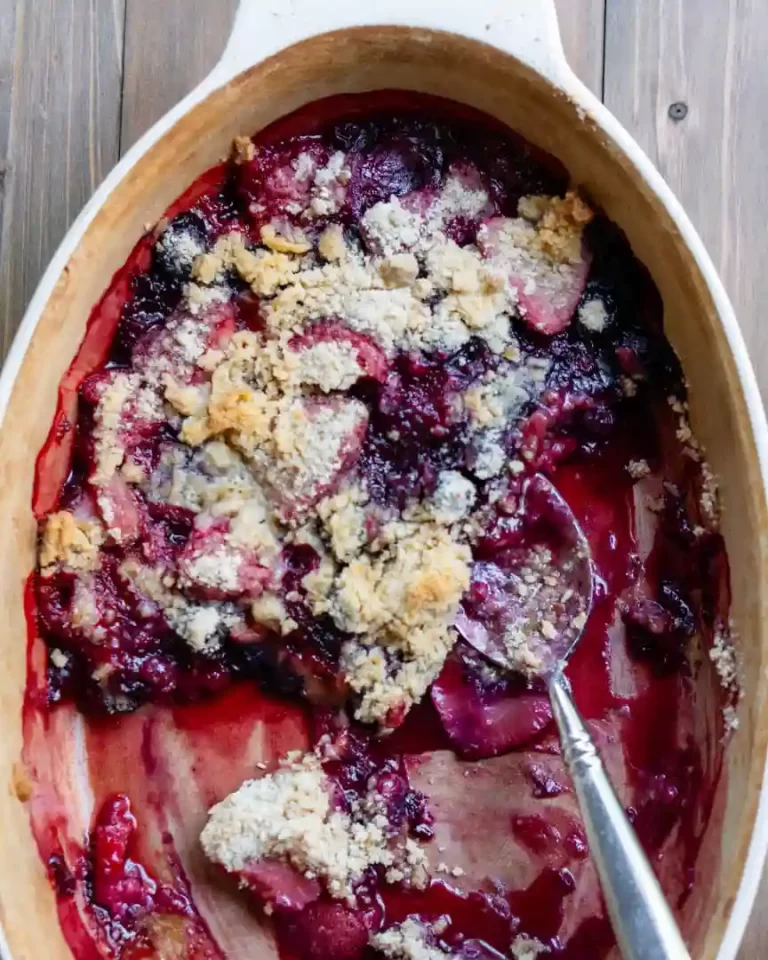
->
24;92;738;960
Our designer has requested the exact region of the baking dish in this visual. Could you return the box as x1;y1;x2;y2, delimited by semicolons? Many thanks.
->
0;1;766;957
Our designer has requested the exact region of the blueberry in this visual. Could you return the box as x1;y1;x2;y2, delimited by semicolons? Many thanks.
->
153;212;208;279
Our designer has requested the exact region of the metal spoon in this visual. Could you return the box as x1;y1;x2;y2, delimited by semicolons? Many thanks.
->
456;473;691;960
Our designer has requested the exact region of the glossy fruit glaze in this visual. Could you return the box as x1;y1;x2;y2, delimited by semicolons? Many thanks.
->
23;92;733;960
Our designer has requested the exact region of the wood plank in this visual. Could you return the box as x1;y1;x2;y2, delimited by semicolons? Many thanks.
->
120;0;238;153
0;0;125;361
605;2;768;956
555;0;606;96
604;0;768;400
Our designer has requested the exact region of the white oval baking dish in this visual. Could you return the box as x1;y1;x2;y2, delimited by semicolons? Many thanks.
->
0;2;766;958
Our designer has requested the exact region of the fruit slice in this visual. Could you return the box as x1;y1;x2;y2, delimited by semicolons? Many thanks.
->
278;901;369;960
80;368;165;487
288;321;388;391
177;516;276;602
96;474;146;544
92;794;158;924
241;860;322;913
478;206;592;336
431;646;553;760
345;136;444;221
236;141;356;225
132;300;236;386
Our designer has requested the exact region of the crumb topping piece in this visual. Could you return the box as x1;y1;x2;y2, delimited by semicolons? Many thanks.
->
232;135;256;165
200;751;427;901
510;934;551;959
370;919;448;959
313;523;471;727
578;297;609;332
40;511;104;574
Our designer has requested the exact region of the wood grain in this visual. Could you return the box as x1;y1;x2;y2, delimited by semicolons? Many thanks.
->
605;0;768;402
605;4;768;953
0;0;124;360
119;0;238;152
554;0;605;95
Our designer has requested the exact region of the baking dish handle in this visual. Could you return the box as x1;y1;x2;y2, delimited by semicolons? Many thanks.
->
211;0;571;90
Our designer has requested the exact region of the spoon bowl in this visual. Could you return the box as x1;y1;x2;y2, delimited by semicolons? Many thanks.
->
456;473;593;679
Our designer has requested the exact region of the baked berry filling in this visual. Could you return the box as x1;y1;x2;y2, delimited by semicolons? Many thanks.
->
26;92;737;960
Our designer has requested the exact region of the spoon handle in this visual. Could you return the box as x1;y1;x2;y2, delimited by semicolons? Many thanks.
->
549;671;691;960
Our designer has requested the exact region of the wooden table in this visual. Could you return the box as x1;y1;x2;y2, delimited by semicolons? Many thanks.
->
0;0;766;954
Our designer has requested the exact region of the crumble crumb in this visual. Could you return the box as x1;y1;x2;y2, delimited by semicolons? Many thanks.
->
316;485;370;562
250;592;291;633
318;223;348;261
50;647;70;669
722;703;740;734
379;253;420;288
510;934;550;959
305;151;351;218
516;190;593;264
578;297;609;332
40;511;104;573
232;135;256;165
185;281;231;316
471;435;507;479
627;459;651;479
370;919;448;960
710;622;739;692
361;196;423;257
291;338;365;393
260;223;312;255
12;762;33;803
430;470;477;525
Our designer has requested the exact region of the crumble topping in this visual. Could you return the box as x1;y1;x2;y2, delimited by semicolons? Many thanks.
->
370;919;448;959
316;485;371;563
317;524;471;726
305;151;352;218
430;470;477;525
513;191;593;264
511;934;550;959
318;223;347;262
232;135;256;165
710;619;741;730
200;751;427;901
36;130;735;738
40;511;104;574
627;459;651;479
37;143;730;726
578;297;609;332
